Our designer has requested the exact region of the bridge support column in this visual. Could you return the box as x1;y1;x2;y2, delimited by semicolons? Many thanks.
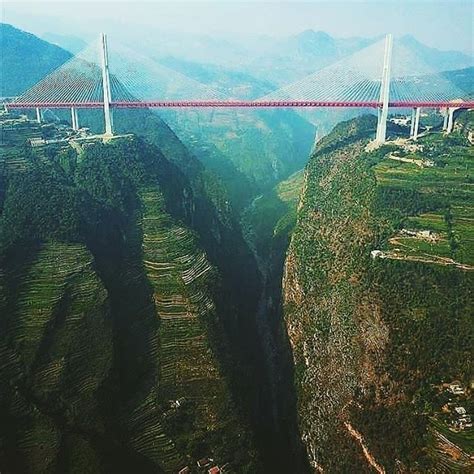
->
100;33;113;136
71;107;79;130
36;107;41;124
409;108;416;137
375;33;393;144
442;108;448;131
446;108;455;134
412;107;421;140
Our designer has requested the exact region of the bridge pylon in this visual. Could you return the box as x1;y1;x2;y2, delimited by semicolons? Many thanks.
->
409;108;416;137
442;107;449;131
412;107;421;140
100;33;113;136
375;34;393;144
446;107;455;134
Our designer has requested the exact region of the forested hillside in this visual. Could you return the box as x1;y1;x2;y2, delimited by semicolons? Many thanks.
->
283;112;473;471
2;20;473;474
0;114;262;473
0;24;72;96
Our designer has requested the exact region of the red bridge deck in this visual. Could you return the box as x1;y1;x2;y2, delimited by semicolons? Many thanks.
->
7;100;474;109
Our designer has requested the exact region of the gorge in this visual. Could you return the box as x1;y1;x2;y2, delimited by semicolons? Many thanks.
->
1;22;473;474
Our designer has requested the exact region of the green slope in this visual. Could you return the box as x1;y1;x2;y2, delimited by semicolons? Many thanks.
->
0;117;261;473
283;113;473;471
0;23;72;96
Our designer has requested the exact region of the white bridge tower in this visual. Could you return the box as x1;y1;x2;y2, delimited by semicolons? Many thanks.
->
100;33;113;136
375;34;393;144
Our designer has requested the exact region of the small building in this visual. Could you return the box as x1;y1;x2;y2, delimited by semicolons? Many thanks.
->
370;250;385;260
448;383;465;395
454;406;467;416
452;415;472;431
171;397;186;409
208;467;220;474
197;458;211;468
178;467;191;474
390;116;411;126
29;137;45;147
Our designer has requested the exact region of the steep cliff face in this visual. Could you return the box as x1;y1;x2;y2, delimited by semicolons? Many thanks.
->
0;117;260;473
159;107;315;202
283;114;473;472
241;169;309;473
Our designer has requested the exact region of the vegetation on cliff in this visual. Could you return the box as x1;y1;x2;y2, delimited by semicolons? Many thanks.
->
0;118;261;473
284;112;473;471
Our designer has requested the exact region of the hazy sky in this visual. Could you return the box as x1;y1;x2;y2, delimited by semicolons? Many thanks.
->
3;1;473;54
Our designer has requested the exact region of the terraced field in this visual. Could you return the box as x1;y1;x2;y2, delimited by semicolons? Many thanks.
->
0;118;40;173
0;242;112;472
426;418;473;473
374;131;474;268
139;187;243;469
0;114;261;472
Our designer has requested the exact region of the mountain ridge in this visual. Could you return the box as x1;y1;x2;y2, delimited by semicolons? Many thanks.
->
0;23;72;96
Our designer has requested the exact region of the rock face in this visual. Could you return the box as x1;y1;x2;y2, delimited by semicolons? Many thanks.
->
283;114;473;471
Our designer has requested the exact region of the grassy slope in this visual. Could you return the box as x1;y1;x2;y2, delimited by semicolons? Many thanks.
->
375;132;474;266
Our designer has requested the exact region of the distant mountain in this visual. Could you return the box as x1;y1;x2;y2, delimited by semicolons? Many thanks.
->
275;29;375;59
442;67;474;95
158;56;275;99
0;23;72;96
245;29;376;85
42;31;87;54
244;30;473;86
137;30;252;68
155;56;315;198
399;35;473;73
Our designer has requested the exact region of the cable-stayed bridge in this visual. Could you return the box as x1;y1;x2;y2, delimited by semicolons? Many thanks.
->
6;33;473;143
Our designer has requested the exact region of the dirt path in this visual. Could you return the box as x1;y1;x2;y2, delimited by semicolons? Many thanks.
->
344;421;386;474
382;251;474;271
388;153;425;167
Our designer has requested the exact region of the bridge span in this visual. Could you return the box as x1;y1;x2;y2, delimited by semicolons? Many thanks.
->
4;33;473;143
8;100;474;109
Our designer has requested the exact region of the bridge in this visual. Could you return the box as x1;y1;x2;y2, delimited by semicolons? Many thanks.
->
5;33;473;144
